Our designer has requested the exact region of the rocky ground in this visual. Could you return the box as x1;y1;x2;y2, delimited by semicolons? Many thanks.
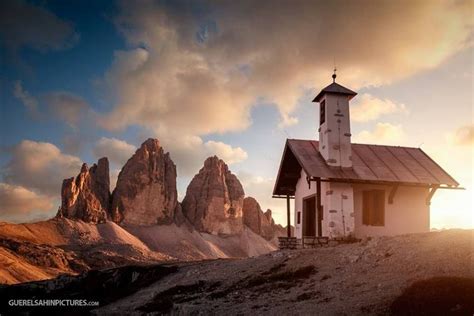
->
0;218;278;284
1;229;472;315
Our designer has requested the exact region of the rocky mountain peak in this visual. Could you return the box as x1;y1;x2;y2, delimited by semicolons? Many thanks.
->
110;138;179;226
57;157;110;223
182;156;245;235
80;163;88;173
243;197;282;240
264;209;274;225
140;138;161;152
55;137;282;241
203;155;224;167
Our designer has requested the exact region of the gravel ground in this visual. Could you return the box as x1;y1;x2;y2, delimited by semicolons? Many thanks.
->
98;229;473;315
2;229;472;315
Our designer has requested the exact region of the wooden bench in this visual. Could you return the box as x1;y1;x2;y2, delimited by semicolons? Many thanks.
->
278;237;299;250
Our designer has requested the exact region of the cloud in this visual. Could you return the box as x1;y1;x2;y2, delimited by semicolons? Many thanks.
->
204;141;248;164
3;140;82;196
449;125;474;146
147;134;247;177
97;0;472;137
98;46;254;136
93;137;137;167
278;114;299;128
351;94;407;122
62;134;85;156
110;169;121;191
0;0;78;53
12;82;91;128
13;81;39;117
354;122;405;145
43;92;90;128
0;183;55;222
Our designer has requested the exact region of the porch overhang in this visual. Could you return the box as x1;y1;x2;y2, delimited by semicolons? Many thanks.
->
273;138;461;197
305;177;465;190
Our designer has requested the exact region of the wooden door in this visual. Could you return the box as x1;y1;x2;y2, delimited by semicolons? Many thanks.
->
303;196;316;237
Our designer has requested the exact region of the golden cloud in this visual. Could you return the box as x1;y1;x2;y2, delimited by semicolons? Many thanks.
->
354;122;405;145
452;125;474;146
0;183;54;222
98;0;472;137
93;137;137;167
351;94;407;122
3;140;82;196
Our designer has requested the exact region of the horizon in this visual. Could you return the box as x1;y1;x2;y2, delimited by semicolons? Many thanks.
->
0;0;473;229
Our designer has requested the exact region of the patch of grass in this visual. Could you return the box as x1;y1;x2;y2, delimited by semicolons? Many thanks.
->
391;276;474;316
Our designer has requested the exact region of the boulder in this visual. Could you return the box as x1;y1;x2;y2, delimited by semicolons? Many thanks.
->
182;156;244;235
110;138;178;226
57;158;110;223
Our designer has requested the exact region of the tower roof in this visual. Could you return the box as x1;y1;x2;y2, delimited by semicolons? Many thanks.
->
312;82;357;102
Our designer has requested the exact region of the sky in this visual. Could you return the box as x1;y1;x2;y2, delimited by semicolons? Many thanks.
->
0;0;472;228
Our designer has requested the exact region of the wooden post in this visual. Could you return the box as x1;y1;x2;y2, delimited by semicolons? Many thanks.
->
316;178;322;237
426;185;439;205
286;194;291;237
388;184;399;204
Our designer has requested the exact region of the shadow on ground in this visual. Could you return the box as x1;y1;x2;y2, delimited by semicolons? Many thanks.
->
391;276;474;316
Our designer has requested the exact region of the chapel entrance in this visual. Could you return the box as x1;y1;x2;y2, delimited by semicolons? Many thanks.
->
303;196;316;237
303;195;323;237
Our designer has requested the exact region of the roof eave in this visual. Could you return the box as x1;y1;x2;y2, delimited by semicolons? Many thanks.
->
286;139;314;179
311;177;462;189
417;147;460;187
272;139;291;196
312;91;357;103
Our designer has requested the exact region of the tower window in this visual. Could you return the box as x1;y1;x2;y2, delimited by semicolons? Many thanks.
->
362;190;385;226
320;100;326;125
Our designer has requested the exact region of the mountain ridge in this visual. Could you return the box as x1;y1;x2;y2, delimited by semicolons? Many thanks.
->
0;138;288;284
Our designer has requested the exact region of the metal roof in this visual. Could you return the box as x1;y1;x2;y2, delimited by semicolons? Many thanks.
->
313;82;357;102
273;139;459;196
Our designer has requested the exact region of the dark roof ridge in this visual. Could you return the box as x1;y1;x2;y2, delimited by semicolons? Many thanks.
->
287;138;421;150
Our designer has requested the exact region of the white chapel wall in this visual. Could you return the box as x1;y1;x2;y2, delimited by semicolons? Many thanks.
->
294;169;316;239
322;182;354;238
353;184;430;238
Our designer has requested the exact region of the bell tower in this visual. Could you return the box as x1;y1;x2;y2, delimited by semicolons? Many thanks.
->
313;70;357;238
313;70;357;168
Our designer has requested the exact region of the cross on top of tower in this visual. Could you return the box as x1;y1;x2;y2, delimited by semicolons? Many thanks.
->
312;70;357;103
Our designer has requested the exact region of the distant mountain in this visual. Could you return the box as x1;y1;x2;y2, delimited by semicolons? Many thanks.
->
182;155;245;235
0;138;287;285
110;138;180;225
